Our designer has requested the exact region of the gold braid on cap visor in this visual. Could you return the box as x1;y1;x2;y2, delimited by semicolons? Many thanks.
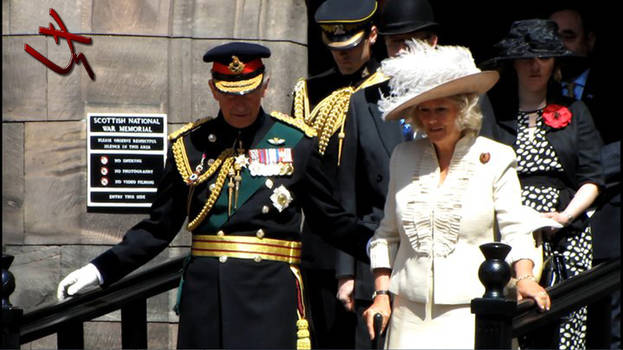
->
214;74;264;94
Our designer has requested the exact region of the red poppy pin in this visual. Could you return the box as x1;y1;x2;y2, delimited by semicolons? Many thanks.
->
542;104;572;129
479;152;490;164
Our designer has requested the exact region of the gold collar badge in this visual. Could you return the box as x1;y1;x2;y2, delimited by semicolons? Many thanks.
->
228;56;245;74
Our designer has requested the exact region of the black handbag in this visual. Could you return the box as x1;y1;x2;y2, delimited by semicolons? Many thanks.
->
538;241;568;288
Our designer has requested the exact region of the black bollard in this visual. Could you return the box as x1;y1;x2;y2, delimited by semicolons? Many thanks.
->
470;243;516;349
1;254;23;349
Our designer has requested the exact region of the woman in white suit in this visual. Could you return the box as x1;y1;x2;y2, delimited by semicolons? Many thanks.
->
362;40;557;349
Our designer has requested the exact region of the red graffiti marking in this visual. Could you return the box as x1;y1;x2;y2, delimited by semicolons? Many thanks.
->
24;8;95;81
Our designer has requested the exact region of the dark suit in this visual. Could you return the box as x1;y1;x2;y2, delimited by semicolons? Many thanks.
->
298;59;381;349
90;110;372;349
330;81;401;348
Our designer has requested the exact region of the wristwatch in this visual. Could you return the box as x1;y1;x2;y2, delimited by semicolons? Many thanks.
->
372;290;391;298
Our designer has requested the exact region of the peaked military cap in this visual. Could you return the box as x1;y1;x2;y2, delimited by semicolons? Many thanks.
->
378;0;438;36
203;42;271;95
314;0;377;51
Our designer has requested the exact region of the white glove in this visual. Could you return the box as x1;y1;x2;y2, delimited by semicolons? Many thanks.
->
57;263;102;301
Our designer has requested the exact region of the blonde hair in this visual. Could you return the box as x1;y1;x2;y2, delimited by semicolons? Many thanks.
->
408;93;482;137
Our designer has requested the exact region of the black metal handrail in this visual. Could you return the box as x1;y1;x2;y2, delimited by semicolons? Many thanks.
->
472;242;620;349
3;252;619;349
19;256;185;348
513;257;620;337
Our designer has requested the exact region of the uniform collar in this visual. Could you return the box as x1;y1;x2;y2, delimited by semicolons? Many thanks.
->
339;58;380;86
212;108;267;150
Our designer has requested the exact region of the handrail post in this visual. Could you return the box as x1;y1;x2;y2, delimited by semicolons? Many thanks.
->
57;321;85;349
471;243;516;349
1;254;23;349
121;298;147;349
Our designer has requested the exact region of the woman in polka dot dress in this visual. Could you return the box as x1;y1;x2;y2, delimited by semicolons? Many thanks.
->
485;19;604;349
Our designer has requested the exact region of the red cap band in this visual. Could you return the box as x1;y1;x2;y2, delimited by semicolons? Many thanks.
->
212;57;264;75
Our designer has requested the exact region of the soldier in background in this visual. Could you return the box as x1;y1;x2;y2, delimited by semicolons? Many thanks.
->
57;42;373;350
292;0;386;347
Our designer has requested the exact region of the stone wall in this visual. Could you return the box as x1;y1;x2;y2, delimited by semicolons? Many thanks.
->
2;1;308;348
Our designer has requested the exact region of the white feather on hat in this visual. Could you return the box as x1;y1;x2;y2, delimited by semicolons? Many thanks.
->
378;39;499;121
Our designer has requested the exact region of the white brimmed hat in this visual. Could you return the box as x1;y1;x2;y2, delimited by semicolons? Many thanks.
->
378;40;499;121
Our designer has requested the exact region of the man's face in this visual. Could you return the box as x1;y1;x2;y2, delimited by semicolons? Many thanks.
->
384;31;438;58
209;78;268;129
330;26;377;75
550;9;595;57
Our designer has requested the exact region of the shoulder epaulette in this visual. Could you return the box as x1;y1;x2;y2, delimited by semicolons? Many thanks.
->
168;117;212;141
357;71;390;91
270;111;317;138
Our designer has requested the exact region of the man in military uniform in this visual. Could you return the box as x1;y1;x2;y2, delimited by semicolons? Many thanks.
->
332;1;500;348
291;0;388;348
57;42;372;349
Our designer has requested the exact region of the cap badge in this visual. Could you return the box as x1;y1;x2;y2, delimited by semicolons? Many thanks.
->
332;24;346;35
228;56;245;74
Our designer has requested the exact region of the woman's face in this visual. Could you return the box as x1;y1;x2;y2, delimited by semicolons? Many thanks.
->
513;57;555;94
414;97;462;147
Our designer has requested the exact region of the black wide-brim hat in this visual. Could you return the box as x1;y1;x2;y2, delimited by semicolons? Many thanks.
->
203;42;271;95
315;0;377;51
378;0;439;36
481;19;577;68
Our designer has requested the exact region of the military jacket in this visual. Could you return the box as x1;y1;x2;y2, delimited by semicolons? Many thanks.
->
293;60;386;269
90;109;372;349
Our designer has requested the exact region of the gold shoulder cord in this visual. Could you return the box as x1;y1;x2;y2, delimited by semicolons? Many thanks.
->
296;71;391;166
172;137;234;185
186;156;234;231
171;132;239;231
311;87;355;160
293;79;311;124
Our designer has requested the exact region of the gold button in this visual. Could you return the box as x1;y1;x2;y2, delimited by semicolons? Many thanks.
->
208;134;217;143
217;230;225;237
254;255;262;263
207;158;215;166
256;229;265;238
219;256;228;263
265;179;274;189
277;193;288;206
261;205;270;214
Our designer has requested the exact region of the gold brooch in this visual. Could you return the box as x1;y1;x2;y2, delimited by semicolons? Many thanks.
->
479;152;491;164
228;56;245;74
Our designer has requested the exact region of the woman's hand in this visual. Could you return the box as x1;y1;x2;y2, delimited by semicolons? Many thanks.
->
516;278;551;311
363;294;391;340
542;211;572;227
541;211;570;239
